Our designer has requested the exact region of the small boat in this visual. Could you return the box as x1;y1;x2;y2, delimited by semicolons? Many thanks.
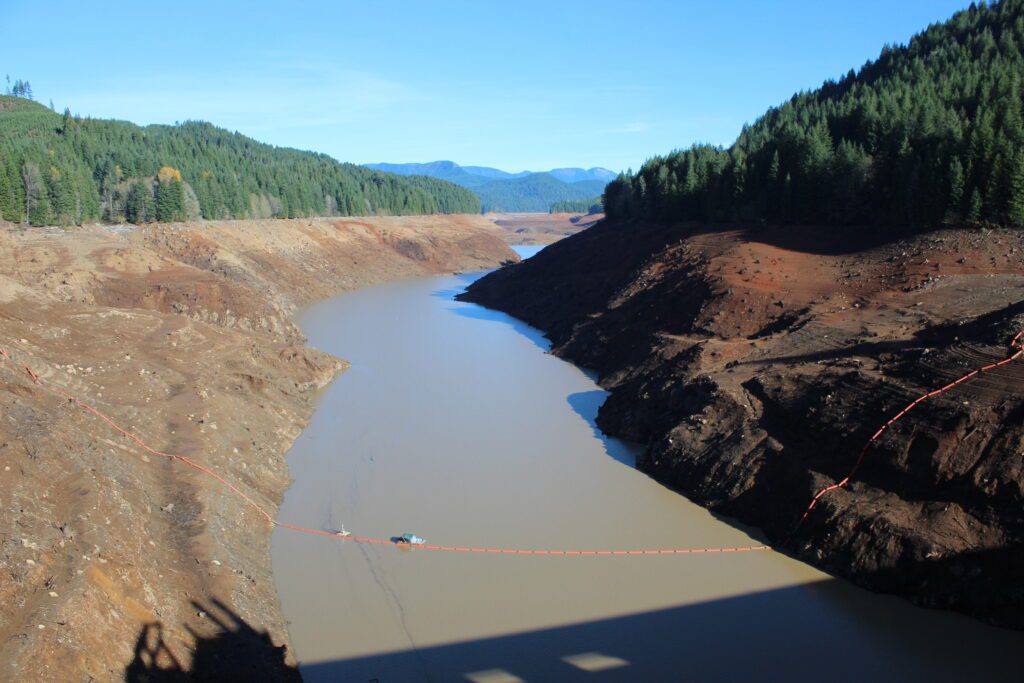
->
395;533;425;546
334;525;351;537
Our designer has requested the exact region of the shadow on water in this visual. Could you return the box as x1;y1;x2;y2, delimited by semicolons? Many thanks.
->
122;564;1023;682
431;245;544;300
124;598;300;682
566;390;638;467
431;271;491;300
296;573;1019;683
445;304;551;353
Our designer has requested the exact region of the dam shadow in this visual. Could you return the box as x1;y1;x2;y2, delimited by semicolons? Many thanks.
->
124;598;300;682
123;555;1024;682
297;574;1020;683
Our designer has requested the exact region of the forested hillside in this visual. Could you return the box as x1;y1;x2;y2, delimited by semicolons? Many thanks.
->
0;96;479;226
475;175;606;212
366;161;504;188
604;0;1024;229
549;197;602;214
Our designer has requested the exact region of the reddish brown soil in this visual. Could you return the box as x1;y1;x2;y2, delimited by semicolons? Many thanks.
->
0;216;513;680
462;220;1024;627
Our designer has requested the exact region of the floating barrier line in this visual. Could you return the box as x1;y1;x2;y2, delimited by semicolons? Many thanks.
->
0;343;770;556
4;325;1019;557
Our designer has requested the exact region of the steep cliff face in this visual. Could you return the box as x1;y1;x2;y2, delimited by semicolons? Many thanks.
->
461;219;1024;627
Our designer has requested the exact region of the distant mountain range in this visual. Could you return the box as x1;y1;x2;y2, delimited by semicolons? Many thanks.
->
365;160;615;212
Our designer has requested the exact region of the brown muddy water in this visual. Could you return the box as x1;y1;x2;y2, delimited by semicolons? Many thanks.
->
272;246;1022;682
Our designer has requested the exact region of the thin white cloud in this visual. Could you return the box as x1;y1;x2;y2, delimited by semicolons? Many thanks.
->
65;65;421;131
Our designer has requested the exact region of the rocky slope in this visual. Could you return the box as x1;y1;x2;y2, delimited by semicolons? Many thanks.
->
461;219;1024;628
0;215;514;680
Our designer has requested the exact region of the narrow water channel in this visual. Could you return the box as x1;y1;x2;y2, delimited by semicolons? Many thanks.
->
272;246;1022;682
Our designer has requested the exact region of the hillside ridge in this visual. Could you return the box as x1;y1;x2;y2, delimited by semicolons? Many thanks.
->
367;160;614;212
0;96;480;227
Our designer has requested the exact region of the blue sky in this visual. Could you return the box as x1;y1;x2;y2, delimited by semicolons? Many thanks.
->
4;0;971;172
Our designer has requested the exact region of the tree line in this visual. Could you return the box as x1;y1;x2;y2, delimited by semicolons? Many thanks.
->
604;0;1024;229
0;95;479;226
550;197;603;214
4;76;32;100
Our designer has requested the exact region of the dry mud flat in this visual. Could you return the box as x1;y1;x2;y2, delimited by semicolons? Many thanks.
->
487;211;603;245
463;221;1024;627
0;215;513;681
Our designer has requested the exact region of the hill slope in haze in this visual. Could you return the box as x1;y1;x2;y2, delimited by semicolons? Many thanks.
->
0;97;480;226
605;0;1024;230
474;175;607;213
365;160;512;188
367;160;614;212
367;160;615;186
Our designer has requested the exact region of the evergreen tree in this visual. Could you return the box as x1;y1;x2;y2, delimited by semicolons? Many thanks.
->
0;150;13;221
1006;150;1024;225
47;165;77;225
967;188;983;223
126;180;153;223
5;156;24;222
948;157;966;222
155;166;185;222
21;162;49;225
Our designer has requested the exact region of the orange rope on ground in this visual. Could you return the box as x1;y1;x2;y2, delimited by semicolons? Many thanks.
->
788;329;1024;537
2;326;1020;556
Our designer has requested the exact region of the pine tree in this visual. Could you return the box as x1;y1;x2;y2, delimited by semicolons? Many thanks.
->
21;162;50;225
47;165;77;225
967;187;983;223
947;157;965;222
1005;150;1024;225
155;166;185;222
5;157;25;222
0;163;11;222
126;181;153;223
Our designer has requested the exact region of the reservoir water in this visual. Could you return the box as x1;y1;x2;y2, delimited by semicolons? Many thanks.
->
272;245;1022;681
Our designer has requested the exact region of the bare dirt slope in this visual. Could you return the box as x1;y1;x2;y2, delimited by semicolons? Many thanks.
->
462;220;1024;627
0;215;513;681
486;212;603;245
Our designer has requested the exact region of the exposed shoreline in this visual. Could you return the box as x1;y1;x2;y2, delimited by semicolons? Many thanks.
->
0;215;515;680
462;219;1024;628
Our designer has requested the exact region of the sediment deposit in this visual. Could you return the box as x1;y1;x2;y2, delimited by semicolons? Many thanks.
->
0;215;513;680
